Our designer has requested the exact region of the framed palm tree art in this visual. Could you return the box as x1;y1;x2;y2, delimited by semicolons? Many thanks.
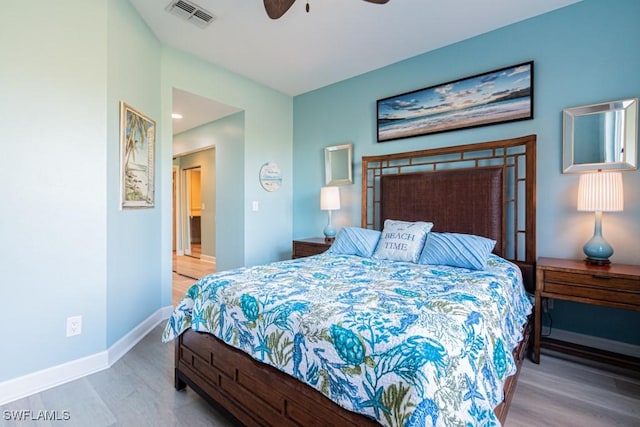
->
119;101;156;209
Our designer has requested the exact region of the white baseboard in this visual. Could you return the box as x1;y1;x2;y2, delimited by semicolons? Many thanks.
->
0;305;173;406
200;254;216;264
549;328;640;358
107;305;174;365
0;351;108;407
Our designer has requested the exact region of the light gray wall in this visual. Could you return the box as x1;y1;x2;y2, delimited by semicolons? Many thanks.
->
0;1;294;389
0;1;108;380
160;48;294;287
106;0;162;347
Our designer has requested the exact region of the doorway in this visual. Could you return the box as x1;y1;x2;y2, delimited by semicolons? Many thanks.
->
173;149;216;282
170;88;243;306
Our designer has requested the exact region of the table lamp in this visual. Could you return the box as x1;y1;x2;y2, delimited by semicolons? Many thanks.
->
577;171;623;265
320;186;340;241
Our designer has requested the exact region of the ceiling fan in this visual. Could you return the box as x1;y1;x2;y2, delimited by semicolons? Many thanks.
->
264;0;389;20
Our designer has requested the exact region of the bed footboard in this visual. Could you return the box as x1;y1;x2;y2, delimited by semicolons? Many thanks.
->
174;318;531;426
175;329;379;426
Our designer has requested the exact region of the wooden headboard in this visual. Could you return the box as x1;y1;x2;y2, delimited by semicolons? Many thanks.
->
362;135;537;292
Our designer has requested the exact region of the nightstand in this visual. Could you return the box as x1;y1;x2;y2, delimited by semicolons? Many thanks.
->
534;257;640;369
292;238;332;259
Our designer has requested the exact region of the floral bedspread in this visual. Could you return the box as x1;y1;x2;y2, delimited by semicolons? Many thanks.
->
163;253;532;426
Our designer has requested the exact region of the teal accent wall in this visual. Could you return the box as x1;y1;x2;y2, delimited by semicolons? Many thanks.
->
293;0;640;344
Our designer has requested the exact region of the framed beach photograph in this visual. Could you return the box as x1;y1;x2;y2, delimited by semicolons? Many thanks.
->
377;61;534;142
120;101;156;209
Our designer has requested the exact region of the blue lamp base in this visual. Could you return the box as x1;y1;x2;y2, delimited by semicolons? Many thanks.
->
323;224;336;239
583;211;613;266
323;210;336;241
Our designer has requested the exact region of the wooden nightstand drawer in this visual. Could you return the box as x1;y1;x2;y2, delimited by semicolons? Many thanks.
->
543;282;640;305
292;238;332;259
544;270;639;292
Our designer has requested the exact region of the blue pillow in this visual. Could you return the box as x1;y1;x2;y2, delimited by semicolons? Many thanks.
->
372;220;433;263
328;227;381;258
419;232;496;270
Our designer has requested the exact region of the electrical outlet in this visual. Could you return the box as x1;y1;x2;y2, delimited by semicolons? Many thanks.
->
548;299;554;310
66;316;82;337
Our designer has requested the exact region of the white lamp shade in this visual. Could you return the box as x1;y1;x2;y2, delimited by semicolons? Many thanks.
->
320;186;340;211
577;171;624;212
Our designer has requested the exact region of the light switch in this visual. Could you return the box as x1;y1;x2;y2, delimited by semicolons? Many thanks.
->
252;201;259;211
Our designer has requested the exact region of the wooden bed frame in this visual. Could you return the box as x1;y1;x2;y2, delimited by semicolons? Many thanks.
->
174;135;537;426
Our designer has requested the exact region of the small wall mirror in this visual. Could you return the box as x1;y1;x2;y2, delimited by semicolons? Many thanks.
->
325;143;353;186
563;98;638;173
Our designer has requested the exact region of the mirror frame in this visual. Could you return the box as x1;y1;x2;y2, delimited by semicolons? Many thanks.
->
562;98;638;173
324;143;353;186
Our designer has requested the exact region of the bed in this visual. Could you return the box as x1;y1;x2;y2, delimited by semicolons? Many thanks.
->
164;134;537;426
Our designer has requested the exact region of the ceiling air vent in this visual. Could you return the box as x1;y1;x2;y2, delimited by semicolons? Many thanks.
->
165;0;215;29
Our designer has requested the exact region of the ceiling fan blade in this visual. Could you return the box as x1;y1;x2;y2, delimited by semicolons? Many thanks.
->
264;0;297;19
363;0;390;3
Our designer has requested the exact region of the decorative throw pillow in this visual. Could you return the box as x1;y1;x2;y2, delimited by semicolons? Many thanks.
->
419;232;496;270
372;220;433;263
328;227;382;258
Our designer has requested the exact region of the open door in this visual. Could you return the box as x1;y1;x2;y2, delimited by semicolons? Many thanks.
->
172;165;178;272
185;167;202;258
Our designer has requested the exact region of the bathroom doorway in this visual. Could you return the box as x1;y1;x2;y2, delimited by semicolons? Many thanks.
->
173;148;216;280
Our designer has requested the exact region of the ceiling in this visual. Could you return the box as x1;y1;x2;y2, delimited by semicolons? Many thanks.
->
129;0;580;134
172;88;240;135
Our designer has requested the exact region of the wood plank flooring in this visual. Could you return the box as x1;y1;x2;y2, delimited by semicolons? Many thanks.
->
1;325;235;427
172;252;216;307
508;353;640;426
2;326;639;426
